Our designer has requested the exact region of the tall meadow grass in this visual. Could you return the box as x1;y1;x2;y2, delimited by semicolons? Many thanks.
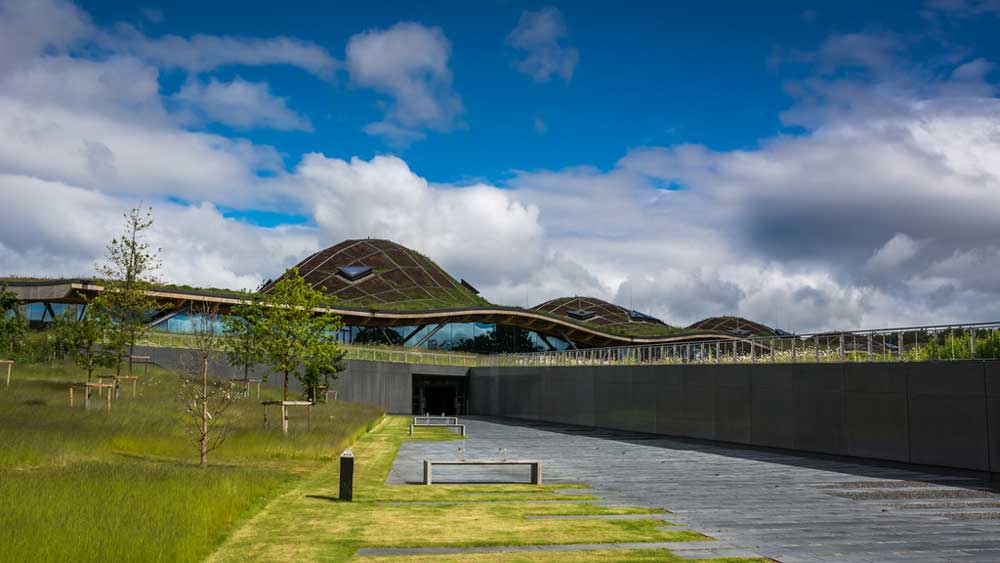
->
0;360;383;562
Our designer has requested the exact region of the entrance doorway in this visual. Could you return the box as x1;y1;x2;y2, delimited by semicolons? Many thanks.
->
411;374;468;415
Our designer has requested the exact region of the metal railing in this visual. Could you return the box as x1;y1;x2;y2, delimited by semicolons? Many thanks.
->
139;321;1000;369
476;321;1000;367
138;331;482;367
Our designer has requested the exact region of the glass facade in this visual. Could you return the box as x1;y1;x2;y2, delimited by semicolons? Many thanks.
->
156;310;228;335
18;302;84;323
18;302;573;354
337;322;571;353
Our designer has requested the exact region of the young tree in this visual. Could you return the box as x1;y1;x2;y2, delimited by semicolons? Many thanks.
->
243;268;343;402
46;308;74;363
178;303;231;467
301;360;344;402
64;300;120;382
224;292;265;395
0;284;28;360
95;206;161;377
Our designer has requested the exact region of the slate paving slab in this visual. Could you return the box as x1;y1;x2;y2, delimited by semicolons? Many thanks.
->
387;416;1000;563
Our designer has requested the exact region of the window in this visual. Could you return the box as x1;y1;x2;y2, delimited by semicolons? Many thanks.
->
336;265;373;281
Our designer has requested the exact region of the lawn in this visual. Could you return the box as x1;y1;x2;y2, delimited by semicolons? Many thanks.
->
2;362;766;563
0;360;384;563
208;416;768;563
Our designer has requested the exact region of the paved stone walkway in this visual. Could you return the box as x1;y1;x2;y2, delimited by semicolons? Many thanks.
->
387;417;1000;563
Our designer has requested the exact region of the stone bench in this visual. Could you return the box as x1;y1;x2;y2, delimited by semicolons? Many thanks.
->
412;416;459;424
409;422;466;436
422;459;542;485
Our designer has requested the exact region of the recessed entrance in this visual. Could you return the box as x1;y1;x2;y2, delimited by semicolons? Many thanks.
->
412;374;467;415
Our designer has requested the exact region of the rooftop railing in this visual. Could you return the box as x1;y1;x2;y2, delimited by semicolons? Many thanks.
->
476;321;1000;368
138;331;482;367
139;321;1000;369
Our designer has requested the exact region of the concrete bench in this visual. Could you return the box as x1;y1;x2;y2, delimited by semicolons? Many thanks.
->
422;459;542;485
413;416;459;424
409;422;466;436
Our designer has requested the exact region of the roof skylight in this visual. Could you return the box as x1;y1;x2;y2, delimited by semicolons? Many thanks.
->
337;265;373;281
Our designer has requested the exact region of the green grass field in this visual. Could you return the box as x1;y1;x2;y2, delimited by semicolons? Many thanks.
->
2;362;764;563
0;361;384;563
209;416;766;563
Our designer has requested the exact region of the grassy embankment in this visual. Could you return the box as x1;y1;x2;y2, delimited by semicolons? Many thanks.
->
0;361;384;563
209;416;767;563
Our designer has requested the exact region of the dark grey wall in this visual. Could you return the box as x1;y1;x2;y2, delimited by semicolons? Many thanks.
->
469;361;999;474
135;345;467;414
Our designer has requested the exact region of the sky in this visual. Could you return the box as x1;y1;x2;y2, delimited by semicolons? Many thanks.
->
1;0;1000;332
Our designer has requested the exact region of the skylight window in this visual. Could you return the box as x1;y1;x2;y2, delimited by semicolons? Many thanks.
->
567;309;595;320
460;278;480;294
629;309;661;323
337;265;373;281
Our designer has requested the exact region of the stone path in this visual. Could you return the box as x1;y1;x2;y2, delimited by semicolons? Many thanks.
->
387;417;1000;563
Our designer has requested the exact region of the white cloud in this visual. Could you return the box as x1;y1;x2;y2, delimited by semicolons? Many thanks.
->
864;233;922;276
174;78;312;131
0;0;91;73
106;24;338;79
0;173;318;288
289;154;545;285
346;22;463;142
2;0;1000;334
507;6;579;83
496;78;1000;329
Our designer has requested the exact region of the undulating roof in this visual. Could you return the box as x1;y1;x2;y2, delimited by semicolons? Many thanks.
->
260;239;489;310
531;296;679;337
687;316;781;337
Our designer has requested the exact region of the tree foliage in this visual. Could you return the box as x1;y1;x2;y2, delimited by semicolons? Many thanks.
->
224;292;265;387
62;300;121;381
94;206;161;375
240;268;344;401
0;284;28;359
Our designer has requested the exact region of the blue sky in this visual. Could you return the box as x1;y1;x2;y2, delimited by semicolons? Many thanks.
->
3;0;1000;330
79;1;999;194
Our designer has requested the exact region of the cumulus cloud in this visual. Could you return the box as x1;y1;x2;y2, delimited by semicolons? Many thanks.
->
346;22;463;142
0;0;316;286
507;6;579;83
0;173;319;288
0;0;91;73
106;25;338;79
289;154;546;285
174;78;312;131
2;0;1000;334
864;233;922;276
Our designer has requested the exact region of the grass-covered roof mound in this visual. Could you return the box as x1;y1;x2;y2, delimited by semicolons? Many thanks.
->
687;316;781;337
531;296;683;338
261;239;490;311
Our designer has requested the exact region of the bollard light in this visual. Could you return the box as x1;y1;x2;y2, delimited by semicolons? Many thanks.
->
339;449;355;501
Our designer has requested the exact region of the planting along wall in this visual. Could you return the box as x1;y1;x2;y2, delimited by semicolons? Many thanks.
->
134;346;467;414
469;361;1000;475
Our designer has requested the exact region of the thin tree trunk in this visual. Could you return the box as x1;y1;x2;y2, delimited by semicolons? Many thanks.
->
283;370;289;401
201;357;208;467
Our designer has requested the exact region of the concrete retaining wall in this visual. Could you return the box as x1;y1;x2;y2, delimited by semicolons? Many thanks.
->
134;346;467;414
469;361;999;474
